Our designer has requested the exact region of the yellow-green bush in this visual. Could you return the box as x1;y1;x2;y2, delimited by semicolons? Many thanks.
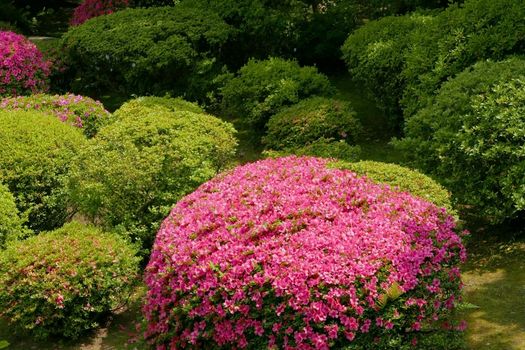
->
0;182;26;248
114;96;204;118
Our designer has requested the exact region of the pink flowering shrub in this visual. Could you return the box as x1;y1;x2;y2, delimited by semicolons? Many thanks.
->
0;31;50;96
71;0;130;26
0;93;111;137
144;156;467;349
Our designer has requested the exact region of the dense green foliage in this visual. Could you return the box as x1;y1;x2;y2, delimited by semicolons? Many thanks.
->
61;6;231;100
341;13;434;126
0;183;25;249
264;138;361;162
0;222;139;340
263;96;361;150
220;57;333;130
114;96;204;118
0;110;86;232
332;160;456;216
68;106;237;252
401;0;525;118
397;58;525;222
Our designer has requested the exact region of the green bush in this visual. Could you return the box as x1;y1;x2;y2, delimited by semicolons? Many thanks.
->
396;58;525;222
0;222;139;340
0;110;87;232
0;94;111;137
68;107;237;252
220;57;334;130
341;12;435;127
114;96;204;118
401;0;525;118
61;6;231;101
263;96;362;150
0;182;26;249
263;138;361;162
331;160;456;216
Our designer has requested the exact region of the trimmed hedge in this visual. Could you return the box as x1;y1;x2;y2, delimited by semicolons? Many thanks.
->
0;110;87;232
68;107;237;252
144;156;466;349
0;182;25;249
61;6;231;100
220;57;334;130
0;94;111;137
0;222;140;340
114;96;204;118
396;58;525;222
263;96;362;151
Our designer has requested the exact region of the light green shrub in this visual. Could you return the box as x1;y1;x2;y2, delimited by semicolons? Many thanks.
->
0;182;26;248
114;96;204;118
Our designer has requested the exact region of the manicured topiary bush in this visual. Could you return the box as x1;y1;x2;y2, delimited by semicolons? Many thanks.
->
263;96;362;151
144;156;467;349
61;7;231;100
396;58;525;222
0;110;87;232
0;222;140;340
71;0;130;26
0;94;111;137
264;138;362;162
341;13;434;127
401;0;525;118
114;96;204;119
0;182;25;249
331;160;456;217
68;108;237;252
0;31;50;96
220;57;334;130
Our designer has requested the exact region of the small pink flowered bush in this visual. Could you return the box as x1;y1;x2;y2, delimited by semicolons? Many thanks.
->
71;0;130;26
0;31;50;96
0;93;111;137
144;156;467;349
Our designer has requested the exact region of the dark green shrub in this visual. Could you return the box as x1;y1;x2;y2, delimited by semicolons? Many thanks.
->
61;6;231;101
0;222;139;340
263;96;362;150
0;110;87;232
396;58;525;222
331;160;456;216
341;13;435;127
220;57;334;130
263;138;361;162
0;182;26;249
114;96;204;118
68;107;237;252
401;0;525;118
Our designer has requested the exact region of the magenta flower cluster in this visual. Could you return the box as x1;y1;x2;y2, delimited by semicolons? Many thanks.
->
0;31;50;96
0;93;111;137
71;0;130;26
144;156;467;349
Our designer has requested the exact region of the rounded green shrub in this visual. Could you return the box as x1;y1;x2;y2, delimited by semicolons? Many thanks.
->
263;138;362;162
341;13;434;127
0;182;25;249
263;96;362;151
0;94;111;137
0;222;139;340
220;57;334;130
401;0;525;118
331;160;456;217
61;6;231;100
114;96;204;118
68;107;237;252
0;110;87;232
396;58;525;222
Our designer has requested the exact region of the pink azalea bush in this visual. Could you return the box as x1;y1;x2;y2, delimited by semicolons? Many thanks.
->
0;93;111;137
144;156;467;349
71;0;130;26
0;31;50;96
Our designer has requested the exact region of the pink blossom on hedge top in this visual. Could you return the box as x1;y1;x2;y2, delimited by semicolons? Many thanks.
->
0;93;111;137
71;0;130;26
0;31;50;96
144;156;467;349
